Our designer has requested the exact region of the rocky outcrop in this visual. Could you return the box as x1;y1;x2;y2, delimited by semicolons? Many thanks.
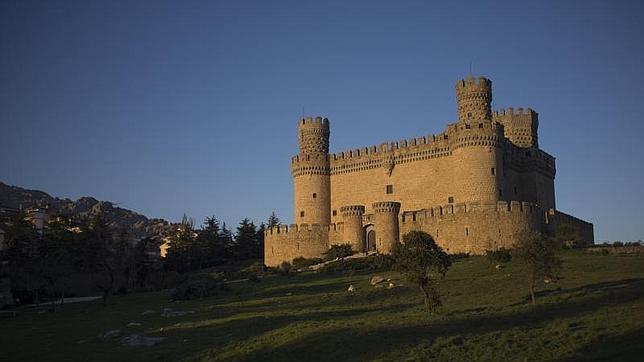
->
0;181;172;240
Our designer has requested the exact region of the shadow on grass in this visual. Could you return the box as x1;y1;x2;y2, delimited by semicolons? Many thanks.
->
225;278;643;361
563;327;644;361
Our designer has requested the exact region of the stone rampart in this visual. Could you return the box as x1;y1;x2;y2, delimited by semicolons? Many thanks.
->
400;201;544;254
263;223;344;266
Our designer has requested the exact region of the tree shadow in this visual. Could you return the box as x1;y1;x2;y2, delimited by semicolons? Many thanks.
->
228;278;643;361
562;327;644;361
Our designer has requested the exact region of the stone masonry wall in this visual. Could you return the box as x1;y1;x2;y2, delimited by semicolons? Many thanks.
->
399;201;544;254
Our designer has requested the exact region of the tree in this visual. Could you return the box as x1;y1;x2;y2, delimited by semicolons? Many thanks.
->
234;218;260;260
195;216;226;267
80;214;117;306
555;223;580;248
512;231;563;305
267;212;280;229
164;217;196;273
391;231;452;313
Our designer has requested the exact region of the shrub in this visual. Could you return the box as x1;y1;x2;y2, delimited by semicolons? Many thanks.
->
486;248;512;263
323;244;353;261
292;257;324;269
613;241;624;247
277;261;292;275
320;254;394;274
243;262;266;282
171;273;226;300
450;253;470;261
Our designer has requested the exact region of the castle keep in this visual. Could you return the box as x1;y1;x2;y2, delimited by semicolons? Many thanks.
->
264;76;594;266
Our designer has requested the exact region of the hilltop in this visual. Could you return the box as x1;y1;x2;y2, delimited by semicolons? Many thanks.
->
0;181;171;239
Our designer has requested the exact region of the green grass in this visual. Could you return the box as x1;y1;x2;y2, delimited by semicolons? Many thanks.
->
1;250;643;361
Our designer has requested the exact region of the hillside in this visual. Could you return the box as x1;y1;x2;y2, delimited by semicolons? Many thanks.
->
0;181;171;239
0;251;642;361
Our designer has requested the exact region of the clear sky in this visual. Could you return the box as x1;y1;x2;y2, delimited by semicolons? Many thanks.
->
1;0;643;242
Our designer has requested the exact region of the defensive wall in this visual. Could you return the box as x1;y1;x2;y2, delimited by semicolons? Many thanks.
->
400;201;544;254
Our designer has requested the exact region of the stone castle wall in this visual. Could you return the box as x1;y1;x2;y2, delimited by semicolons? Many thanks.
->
264;223;345;267
400;201;544;254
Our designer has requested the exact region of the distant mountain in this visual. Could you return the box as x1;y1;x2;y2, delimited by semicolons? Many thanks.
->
0;181;172;239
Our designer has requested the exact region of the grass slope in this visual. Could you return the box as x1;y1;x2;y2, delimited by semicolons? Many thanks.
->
1;251;643;361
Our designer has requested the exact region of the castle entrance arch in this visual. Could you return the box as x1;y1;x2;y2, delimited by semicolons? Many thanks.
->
364;224;376;252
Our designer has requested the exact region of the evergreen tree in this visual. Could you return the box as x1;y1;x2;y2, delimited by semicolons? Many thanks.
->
195;216;226;267
235;218;260;260
267;212;280;229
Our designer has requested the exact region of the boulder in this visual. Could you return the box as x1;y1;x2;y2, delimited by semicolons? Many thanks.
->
347;285;356;293
370;276;385;286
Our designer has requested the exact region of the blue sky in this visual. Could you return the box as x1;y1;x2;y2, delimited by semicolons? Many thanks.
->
1;0;643;241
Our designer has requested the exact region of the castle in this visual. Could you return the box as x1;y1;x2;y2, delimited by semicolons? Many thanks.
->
264;76;594;266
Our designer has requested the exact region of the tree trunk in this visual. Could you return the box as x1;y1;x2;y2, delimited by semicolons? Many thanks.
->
419;284;431;313
529;276;536;305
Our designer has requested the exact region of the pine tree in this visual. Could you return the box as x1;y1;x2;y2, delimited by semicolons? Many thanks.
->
267;212;280;229
235;218;260;260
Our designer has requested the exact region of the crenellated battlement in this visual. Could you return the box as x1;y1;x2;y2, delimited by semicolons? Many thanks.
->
456;76;493;122
401;201;542;225
264;222;345;236
493;107;539;148
340;205;366;216
373;201;401;213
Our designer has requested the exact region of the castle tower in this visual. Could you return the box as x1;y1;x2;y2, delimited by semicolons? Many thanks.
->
340;205;365;253
292;116;331;225
373;201;401;254
456;76;492;122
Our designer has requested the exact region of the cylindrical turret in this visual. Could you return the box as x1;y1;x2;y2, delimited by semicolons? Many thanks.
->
340;205;365;253
373;201;401;254
456;76;492;122
292;116;331;225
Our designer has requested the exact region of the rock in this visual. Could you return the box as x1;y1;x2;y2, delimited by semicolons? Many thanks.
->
370;276;385;286
387;282;395;289
127;322;141;327
142;310;155;315
347;285;356;293
100;329;122;339
120;334;165;347
495;264;502;269
162;310;194;317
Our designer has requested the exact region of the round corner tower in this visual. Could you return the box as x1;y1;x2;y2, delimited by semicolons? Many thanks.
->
456;75;492;122
292;116;331;225
340;205;366;252
452;75;503;204
373;201;401;254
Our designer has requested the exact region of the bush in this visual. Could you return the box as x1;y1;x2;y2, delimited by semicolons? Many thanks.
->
613;241;624;247
486;248;512;263
450;253;470;261
292;257;324;269
277;261;292;275
171;273;227;300
323;244;353;261
320;254;394;274
243;262;266;282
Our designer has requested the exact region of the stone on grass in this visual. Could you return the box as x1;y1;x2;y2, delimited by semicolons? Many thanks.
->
495;264;502;269
162;310;195;317
370;276;385;286
142;310;155;315
347;285;356;293
100;329;122;339
387;282;395;289
127;322;141;327
120;334;165;347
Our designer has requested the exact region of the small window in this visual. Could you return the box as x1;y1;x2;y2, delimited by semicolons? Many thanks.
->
514;186;518;195
465;124;471;129
465;227;469;236
448;196;454;203
386;185;393;194
479;123;483;129
312;193;317;199
467;112;472;118
499;189;503;197
300;211;305;217
491;167;495;175
332;210;337;216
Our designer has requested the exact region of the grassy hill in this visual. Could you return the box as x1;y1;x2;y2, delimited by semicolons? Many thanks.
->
1;250;642;361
